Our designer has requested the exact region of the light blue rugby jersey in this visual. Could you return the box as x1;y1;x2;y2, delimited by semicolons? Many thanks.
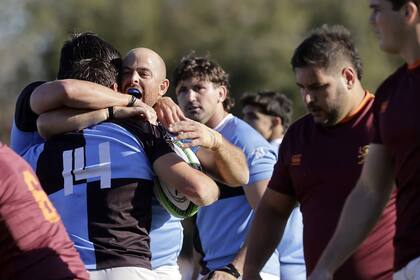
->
271;139;306;280
195;114;280;276
150;198;183;269
23;120;174;270
11;81;184;270
149;140;199;269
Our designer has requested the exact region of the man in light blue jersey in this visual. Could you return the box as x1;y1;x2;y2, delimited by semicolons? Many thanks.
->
19;42;221;280
12;33;249;280
241;90;305;280
170;55;280;280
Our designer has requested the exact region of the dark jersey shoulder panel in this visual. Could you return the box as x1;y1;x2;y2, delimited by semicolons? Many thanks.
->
14;81;46;132
112;118;174;163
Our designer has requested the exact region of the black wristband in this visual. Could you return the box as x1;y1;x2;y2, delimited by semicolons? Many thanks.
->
107;107;114;120
209;263;241;279
128;95;137;107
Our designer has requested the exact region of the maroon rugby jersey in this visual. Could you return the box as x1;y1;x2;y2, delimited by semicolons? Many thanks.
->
0;143;88;280
372;62;420;271
269;93;396;279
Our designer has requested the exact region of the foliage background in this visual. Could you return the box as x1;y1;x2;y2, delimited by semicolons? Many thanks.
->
0;0;402;143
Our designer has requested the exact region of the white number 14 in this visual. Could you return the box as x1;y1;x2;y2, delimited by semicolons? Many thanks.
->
62;142;111;195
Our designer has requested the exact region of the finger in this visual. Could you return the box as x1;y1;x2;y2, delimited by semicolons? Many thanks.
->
179;139;200;148
175;131;199;140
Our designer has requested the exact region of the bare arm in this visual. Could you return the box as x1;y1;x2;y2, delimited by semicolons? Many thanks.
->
29;79;133;114
309;144;395;280
243;189;296;280
37;106;157;139
168;120;249;186
153;153;220;206
37;108;108;139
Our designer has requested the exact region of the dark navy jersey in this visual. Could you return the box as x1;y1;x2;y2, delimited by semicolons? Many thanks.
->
23;119;174;270
11;81;46;156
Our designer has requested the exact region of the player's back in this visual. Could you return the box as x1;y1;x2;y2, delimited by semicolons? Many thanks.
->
23;119;173;271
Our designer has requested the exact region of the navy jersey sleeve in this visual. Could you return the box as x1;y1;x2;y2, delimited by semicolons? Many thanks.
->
14;81;46;132
112;118;174;163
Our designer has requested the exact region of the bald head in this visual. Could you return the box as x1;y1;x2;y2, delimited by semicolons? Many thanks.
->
123;48;166;80
120;47;169;106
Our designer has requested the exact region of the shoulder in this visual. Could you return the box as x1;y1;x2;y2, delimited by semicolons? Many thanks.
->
375;65;406;99
219;116;272;149
14;81;47;132
282;114;313;144
0;145;31;185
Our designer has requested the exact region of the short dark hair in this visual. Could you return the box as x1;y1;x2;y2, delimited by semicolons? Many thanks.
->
387;0;419;10
291;25;363;80
173;54;235;111
68;58;118;88
57;32;121;79
241;91;293;131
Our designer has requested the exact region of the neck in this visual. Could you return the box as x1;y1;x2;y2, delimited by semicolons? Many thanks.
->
205;105;229;129
269;127;284;142
400;25;420;64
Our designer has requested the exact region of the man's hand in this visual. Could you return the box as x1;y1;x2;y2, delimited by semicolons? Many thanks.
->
168;120;223;150
113;103;157;124
153;96;186;128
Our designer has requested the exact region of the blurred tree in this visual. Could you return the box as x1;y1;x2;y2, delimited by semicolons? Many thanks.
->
0;0;402;143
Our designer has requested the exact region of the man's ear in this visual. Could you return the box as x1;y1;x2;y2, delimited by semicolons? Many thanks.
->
111;82;118;92
341;66;356;90
217;85;228;103
404;1;419;24
159;79;170;97
272;116;282;128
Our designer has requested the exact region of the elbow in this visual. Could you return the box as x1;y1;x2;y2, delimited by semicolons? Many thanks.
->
223;168;250;187
185;179;219;206
36;115;53;139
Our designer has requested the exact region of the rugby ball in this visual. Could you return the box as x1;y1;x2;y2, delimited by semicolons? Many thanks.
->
153;141;201;218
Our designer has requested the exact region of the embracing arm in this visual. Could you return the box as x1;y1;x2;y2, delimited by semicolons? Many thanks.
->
153;153;220;206
309;144;395;280
29;79;132;114
37;105;157;139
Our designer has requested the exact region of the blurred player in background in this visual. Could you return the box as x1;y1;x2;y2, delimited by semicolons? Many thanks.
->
241;90;306;280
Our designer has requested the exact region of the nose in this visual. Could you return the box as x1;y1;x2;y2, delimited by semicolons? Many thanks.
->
130;71;140;86
185;89;197;102
302;89;315;105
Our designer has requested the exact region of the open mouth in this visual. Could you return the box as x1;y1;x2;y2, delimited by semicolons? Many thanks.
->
127;88;143;98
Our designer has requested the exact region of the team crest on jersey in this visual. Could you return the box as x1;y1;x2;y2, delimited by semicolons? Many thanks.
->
357;145;369;165
290;154;302;166
251;147;266;160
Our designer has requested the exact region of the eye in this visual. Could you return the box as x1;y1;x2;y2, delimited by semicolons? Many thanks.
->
176;87;187;95
139;71;152;78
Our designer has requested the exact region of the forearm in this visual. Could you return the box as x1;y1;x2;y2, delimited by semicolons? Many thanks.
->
30;79;131;114
37;108;108;139
210;136;249;186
